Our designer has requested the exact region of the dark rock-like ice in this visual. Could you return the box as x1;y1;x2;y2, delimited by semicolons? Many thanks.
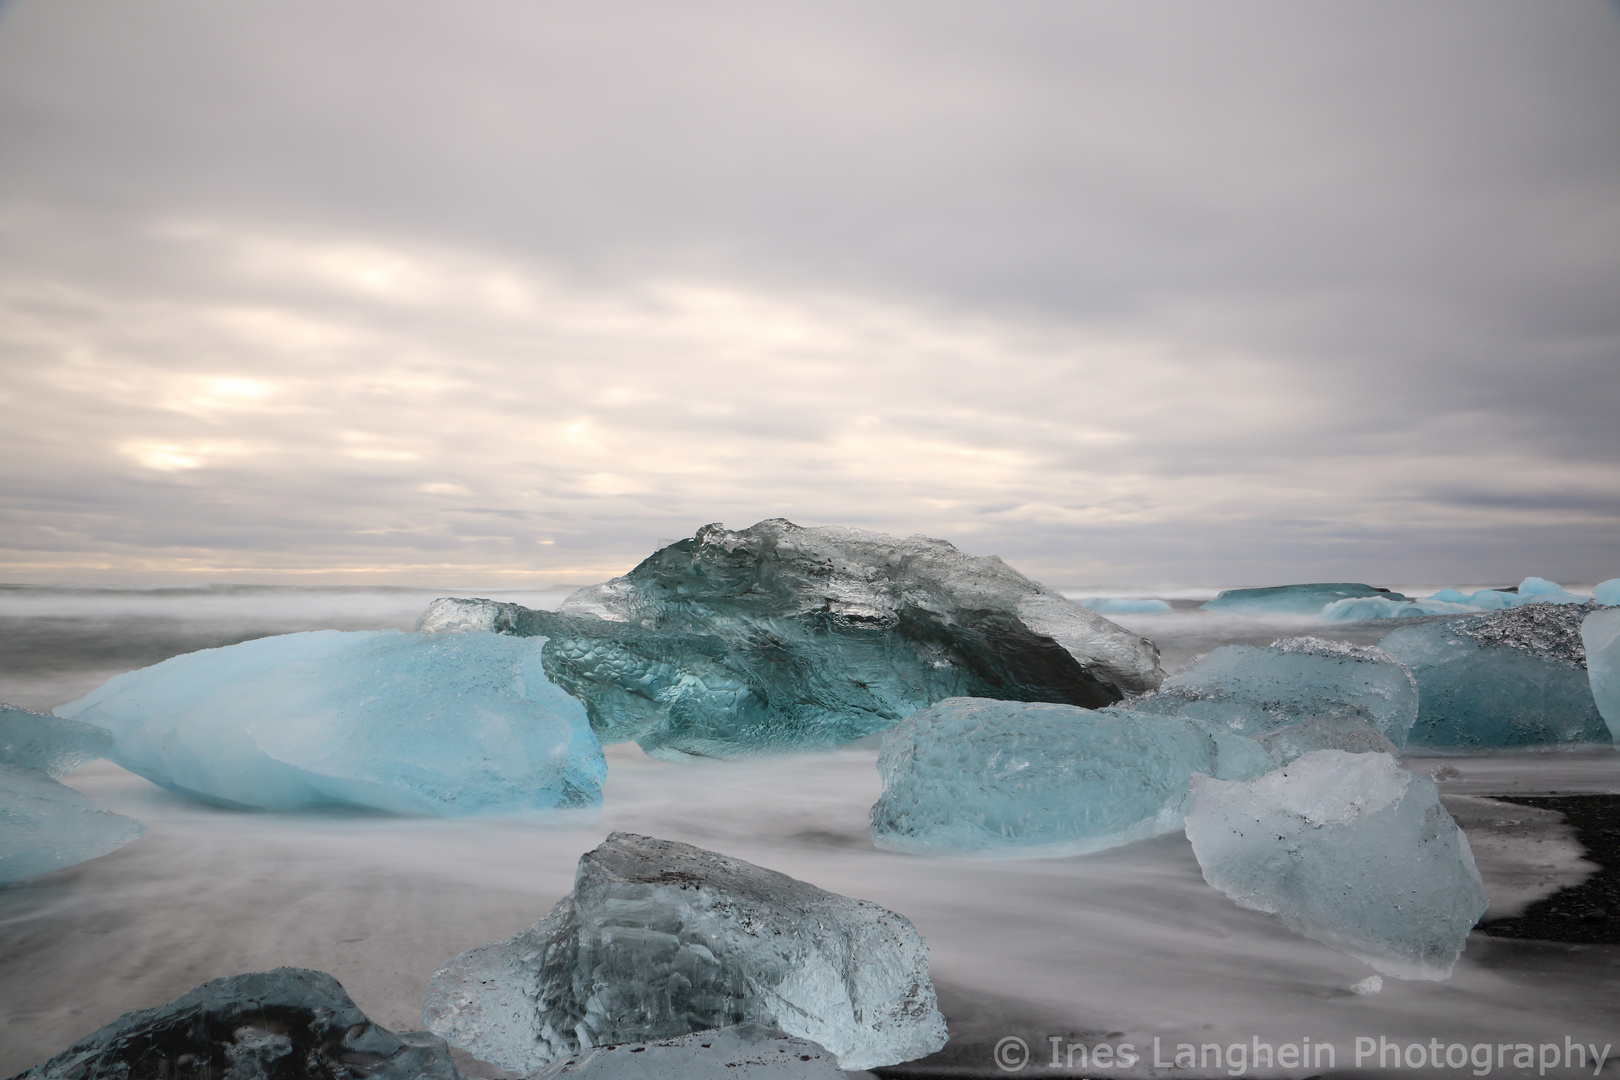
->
0;702;111;778
1125;637;1418;749
1184;751;1488;980
419;520;1163;758
422;832;947;1073
0;763;145;885
1581;607;1619;744
868;697;1271;857
12;967;461;1080
1200;583;1405;615
1379;603;1608;750
529;1024;845;1080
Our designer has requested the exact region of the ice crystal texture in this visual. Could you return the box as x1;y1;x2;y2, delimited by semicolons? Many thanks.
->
1581;607;1620;744
868;697;1271;857
0;702;111;778
423;832;948;1073
529;1024;846;1080
1253;715;1399;764
1200;583;1405;615
1184;751;1488;980
0;763;145;885
56;629;604;815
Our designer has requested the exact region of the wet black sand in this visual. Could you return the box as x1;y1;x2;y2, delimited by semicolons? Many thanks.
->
1480;795;1620;945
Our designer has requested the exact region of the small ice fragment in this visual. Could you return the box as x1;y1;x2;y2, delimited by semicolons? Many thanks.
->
529;1024;846;1080
0;702;111;778
1351;975;1384;996
1581;607;1620;744
1430;764;1463;782
1592;578;1620;607
1184;751;1488;980
1200;583;1405;616
1078;597;1173;614
0;763;146;885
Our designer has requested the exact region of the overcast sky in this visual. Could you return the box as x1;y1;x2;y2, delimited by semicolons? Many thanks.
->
1;2;1616;588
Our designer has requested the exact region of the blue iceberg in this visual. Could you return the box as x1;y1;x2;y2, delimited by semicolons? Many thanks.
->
1200;583;1406;616
1185;751;1488;980
56;629;605;815
1424;577;1588;613
1125;637;1419;749
1078;597;1173;614
0;763;145;885
1;702;111;778
1589;578;1620;606
867;697;1271;857
1318;595;1477;622
1582;607;1620;744
1379;603;1607;751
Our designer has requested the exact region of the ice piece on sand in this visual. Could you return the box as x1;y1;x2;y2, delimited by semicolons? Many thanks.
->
55;629;604;815
419;520;1163;758
423;832;947;1073
1184;751;1488;980
530;1024;845;1080
1588;578;1620;606
1582;607;1620;743
1379;603;1608;750
868;698;1270;857
1514;576;1586;604
0;702;111;778
14;967;461;1080
1255;716;1399;764
1078;597;1173;614
1200;583;1406;615
1424;578;1587;612
1126;637;1418;749
0;763;145;884
1425;587;1519;610
1318;595;1476;621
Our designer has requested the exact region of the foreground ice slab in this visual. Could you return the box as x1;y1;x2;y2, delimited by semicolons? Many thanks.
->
1200;583;1405;615
56;629;605;815
1379;603;1608;750
15;967;461;1080
1184;751;1488;980
530;1024;845;1080
0;763;145;885
0;702;111;778
1126;637;1418;749
423;832;947;1073
868;698;1271;857
420;520;1162;757
1582;607;1620;743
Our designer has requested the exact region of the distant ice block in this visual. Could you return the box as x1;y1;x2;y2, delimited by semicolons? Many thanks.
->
56;629;605;815
530;1024;846;1080
1582;608;1620;744
419;519;1163;758
0;763;145;885
1078;597;1173;614
15;967;461;1080
1184;751;1488;980
0;702;111;778
1379;603;1608;750
423;832;947;1073
868;698;1270;857
1589;578;1620;606
1424;588;1518;610
1200;583;1406;616
1126;637;1419;749
1318;595;1476;622
1423;578;1586;612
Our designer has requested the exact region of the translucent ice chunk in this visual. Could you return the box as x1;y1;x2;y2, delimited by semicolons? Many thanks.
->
1254;715;1399;764
1318;596;1476;621
56;629;604;815
1379;603;1608;750
1589;578;1620;607
867;697;1270;858
1200;583;1406;615
530;1024;846;1080
1126;637;1418;749
1424;578;1586;612
0;702;111;778
1582;607;1620;744
1515;576;1585;603
423;832;948;1073
1184;751;1488;980
0;763;145;885
14;967;461;1080
419;520;1163;758
1424;588;1519;610
1078;597;1172;614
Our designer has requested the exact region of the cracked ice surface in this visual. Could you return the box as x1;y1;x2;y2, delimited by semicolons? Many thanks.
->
1185;751;1488;980
422;832;948;1073
0;702;111;779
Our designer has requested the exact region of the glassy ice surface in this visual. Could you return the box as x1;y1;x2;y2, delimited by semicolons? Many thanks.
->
0;763;145;885
1184;751;1488;980
1078;597;1172;614
868;698;1270;857
530;1024;845;1080
13;967;461;1080
1379;604;1608;751
1126;637;1418;748
419;520;1163;758
0;702;111;778
1582;607;1620;742
1254;715;1399;764
1592;578;1620;606
1200;583;1404;615
424;832;948;1073
55;629;605;815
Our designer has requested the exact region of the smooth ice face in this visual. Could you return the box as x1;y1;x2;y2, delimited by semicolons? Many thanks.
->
423;832;948;1073
1592;578;1620;607
1582;608;1620;744
1078;597;1172;614
1255;716;1399;764
15;967;461;1080
1184;751;1488;980
868;698;1271;858
0;763;145;885
530;1024;846;1080
1200;583;1405;615
1126;637;1419;749
0;703;111;778
419;520;1163;758
1379;604;1608;751
56;630;605;815
1318;596;1476;621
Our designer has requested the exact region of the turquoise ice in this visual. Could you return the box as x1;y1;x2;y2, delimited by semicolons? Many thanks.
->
1590;578;1620;606
1184;751;1488;980
1318;595;1476;621
56;629;605;815
1581;607;1620;743
868;697;1271;857
0;763;145;885
0;702;111;778
1079;597;1172;614
1200;583;1406;615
